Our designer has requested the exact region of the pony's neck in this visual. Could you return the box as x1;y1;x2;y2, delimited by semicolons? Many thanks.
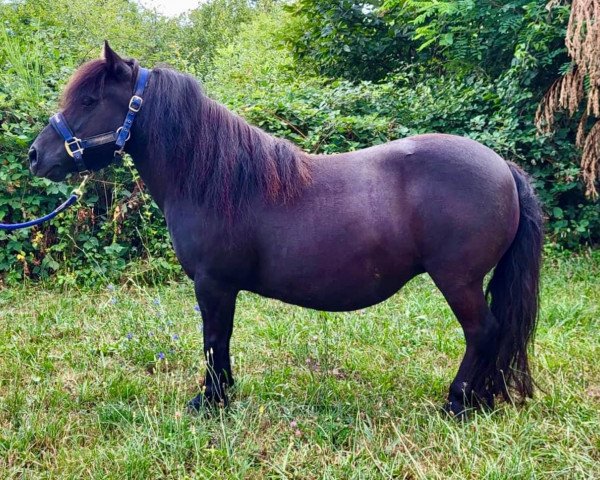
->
129;67;312;215
127;141;169;212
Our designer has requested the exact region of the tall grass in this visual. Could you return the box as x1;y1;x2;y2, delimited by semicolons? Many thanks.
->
0;24;45;101
0;252;598;478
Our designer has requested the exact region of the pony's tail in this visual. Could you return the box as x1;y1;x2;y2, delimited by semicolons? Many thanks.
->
485;162;543;402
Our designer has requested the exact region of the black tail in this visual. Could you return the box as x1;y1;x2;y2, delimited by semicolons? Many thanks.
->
485;162;543;402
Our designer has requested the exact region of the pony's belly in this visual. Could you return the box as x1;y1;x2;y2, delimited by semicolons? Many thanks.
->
264;287;402;312
250;265;420;312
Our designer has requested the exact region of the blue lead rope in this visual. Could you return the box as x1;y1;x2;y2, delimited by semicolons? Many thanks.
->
0;176;89;231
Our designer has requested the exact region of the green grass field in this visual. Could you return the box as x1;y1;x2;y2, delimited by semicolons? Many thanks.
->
0;252;598;479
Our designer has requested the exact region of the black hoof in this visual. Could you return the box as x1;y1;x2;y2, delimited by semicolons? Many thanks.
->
186;391;228;415
476;391;495;410
446;382;495;419
443;400;471;421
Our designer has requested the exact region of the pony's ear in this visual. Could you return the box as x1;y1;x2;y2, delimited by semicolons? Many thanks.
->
102;41;130;78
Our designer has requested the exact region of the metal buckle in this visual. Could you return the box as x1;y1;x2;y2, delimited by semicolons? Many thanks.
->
116;127;131;142
64;138;83;158
71;174;90;197
129;95;143;112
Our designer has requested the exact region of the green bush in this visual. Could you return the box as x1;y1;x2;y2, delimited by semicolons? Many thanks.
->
0;0;597;286
212;2;598;248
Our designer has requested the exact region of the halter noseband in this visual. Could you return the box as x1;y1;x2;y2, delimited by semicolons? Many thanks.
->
49;67;151;172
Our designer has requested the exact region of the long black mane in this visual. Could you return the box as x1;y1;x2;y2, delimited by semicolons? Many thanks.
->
138;67;312;216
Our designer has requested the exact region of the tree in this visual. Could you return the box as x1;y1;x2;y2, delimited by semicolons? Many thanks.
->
536;0;600;197
286;0;417;81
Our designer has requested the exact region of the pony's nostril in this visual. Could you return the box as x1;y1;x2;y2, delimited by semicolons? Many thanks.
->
28;146;38;166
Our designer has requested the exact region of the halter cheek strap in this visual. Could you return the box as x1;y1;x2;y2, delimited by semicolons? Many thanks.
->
49;66;151;172
114;66;150;158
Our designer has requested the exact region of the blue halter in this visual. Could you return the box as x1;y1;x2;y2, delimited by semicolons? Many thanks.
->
49;67;151;172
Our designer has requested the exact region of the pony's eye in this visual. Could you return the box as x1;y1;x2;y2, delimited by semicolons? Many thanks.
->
81;96;97;107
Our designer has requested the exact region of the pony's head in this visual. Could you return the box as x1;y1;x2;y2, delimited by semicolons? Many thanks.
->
30;42;311;216
29;42;139;180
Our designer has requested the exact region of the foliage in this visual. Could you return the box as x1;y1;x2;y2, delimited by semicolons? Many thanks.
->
286;0;417;81
207;7;297;98
388;0;571;79
281;1;598;242
175;0;278;80
286;1;571;82
0;0;598;285
210;7;599;247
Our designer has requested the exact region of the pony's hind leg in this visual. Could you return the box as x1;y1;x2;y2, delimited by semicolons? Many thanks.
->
432;277;500;416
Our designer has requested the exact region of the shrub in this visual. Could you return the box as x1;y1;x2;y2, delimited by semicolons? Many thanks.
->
0;0;596;286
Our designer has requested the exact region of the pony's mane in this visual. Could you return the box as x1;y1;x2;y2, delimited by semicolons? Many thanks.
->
139;66;312;216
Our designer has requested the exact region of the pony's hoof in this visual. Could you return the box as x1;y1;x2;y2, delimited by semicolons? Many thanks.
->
443;400;471;421
477;392;495;410
186;392;228;415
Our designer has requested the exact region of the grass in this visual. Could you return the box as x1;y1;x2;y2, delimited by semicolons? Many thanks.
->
0;252;598;479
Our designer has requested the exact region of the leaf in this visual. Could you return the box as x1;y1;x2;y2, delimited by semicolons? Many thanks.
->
440;32;454;46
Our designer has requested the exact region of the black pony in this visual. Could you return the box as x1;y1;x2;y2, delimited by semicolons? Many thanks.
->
29;44;543;416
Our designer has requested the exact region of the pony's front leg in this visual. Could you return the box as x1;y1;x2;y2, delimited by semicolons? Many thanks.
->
188;276;238;411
